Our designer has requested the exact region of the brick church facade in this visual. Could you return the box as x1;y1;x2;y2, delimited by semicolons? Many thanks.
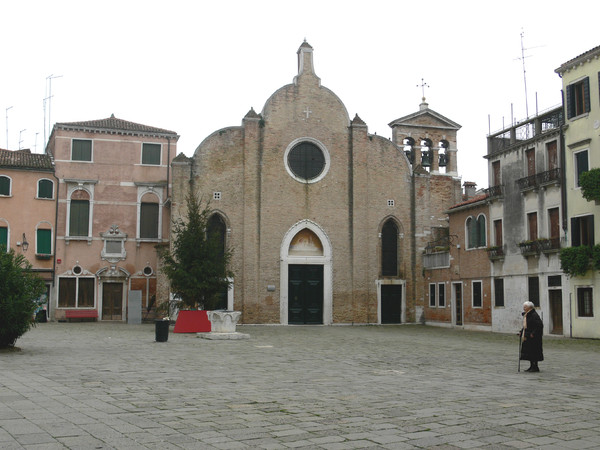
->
170;41;463;324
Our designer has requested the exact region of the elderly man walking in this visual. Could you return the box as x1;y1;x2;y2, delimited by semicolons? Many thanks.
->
520;301;544;372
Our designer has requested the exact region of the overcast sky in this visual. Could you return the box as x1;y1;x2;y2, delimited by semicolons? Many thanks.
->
1;1;598;189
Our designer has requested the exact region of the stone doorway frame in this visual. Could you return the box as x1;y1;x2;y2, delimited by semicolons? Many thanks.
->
280;219;332;325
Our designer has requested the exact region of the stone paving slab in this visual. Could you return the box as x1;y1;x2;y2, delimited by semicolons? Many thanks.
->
1;323;599;449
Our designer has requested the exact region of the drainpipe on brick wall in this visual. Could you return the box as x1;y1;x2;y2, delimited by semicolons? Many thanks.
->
51;166;60;321
166;137;171;202
410;169;416;323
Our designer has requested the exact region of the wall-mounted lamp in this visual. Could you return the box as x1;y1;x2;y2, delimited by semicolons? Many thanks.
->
22;233;29;252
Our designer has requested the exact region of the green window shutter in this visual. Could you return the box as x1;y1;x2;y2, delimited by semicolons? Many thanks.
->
72;140;92;161
140;203;159;238
69;200;89;236
38;179;53;199
37;229;52;254
583;77;590;113
0;176;10;195
0;226;7;249
142;143;161;165
566;84;574;119
477;216;486;247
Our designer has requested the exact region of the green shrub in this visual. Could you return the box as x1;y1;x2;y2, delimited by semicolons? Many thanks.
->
0;247;46;348
592;245;600;271
559;246;591;277
579;168;600;202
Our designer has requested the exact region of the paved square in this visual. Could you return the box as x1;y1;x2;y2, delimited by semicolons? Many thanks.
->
1;323;599;449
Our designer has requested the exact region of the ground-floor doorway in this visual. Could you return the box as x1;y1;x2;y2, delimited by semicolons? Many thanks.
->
288;264;323;324
381;285;402;324
102;283;123;320
549;289;563;335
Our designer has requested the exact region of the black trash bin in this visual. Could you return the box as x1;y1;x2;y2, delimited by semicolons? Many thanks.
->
155;319;170;342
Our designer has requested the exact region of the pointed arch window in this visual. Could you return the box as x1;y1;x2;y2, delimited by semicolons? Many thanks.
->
207;214;227;258
381;220;398;276
467;215;486;249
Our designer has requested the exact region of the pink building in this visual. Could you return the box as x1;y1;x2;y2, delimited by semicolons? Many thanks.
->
0;149;56;317
46;116;178;321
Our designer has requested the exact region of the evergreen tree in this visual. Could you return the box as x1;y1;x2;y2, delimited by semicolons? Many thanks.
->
0;247;46;348
157;194;234;311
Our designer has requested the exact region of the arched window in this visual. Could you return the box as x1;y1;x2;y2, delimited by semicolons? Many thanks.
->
476;215;486;247
207;214;226;259
381;220;398;276
0;175;11;196
38;179;54;199
466;215;486;249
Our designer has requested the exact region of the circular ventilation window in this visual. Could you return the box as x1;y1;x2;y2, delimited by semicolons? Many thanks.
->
284;139;329;183
72;265;82;275
143;266;153;276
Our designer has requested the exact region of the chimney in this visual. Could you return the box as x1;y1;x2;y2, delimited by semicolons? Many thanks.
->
463;181;477;200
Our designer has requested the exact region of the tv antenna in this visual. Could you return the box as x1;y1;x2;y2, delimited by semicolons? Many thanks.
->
515;29;544;120
19;129;26;150
5;106;13;149
44;74;62;144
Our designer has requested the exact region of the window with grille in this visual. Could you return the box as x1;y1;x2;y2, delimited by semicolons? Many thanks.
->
438;283;445;307
577;287;593;317
472;281;482;308
287;142;325;181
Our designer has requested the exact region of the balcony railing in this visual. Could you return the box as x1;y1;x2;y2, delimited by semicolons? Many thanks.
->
518;241;540;257
538;237;561;253
486;246;505;261
517;168;562;192
485;184;504;199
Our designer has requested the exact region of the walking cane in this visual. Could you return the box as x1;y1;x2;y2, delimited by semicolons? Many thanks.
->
518;329;522;373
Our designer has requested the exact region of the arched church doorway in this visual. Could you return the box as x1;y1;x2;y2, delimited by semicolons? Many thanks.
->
280;221;332;325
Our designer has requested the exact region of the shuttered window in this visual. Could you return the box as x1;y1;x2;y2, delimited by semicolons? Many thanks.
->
69;200;90;236
575;150;588;187
566;77;590;119
72;140;92;161
36;229;51;255
38;179;53;199
140;203;159;238
142;143;161;165
58;278;76;307
571;215;595;247
0;226;7;250
0;176;10;195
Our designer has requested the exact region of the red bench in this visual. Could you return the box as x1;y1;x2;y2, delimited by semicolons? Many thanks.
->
65;310;98;321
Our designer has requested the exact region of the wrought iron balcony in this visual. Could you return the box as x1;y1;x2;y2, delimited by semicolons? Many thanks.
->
485;184;504;199
517;174;537;191
518;241;540;257
538;237;561;253
517;168;562;192
486;246;505;261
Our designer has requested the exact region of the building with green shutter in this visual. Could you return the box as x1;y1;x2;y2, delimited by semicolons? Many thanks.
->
0;148;56;318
